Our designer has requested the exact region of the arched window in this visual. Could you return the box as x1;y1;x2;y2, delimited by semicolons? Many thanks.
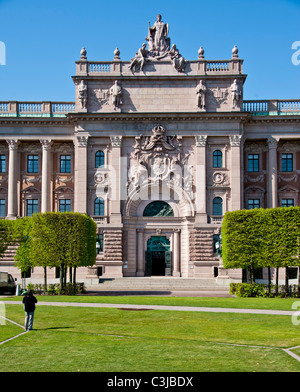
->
213;150;222;168
94;197;105;216
143;201;174;217
213;197;223;216
95;150;105;168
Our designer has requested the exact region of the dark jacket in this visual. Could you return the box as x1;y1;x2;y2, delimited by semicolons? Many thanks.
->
23;293;38;312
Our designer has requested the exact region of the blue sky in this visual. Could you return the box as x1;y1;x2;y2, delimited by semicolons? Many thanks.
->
0;0;299;102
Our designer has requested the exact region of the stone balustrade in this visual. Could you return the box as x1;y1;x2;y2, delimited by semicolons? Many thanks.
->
1;99;300;117
0;101;75;117
243;99;300;115
75;58;244;76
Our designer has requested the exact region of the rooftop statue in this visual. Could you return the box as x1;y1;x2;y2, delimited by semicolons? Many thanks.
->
129;14;187;73
146;14;170;57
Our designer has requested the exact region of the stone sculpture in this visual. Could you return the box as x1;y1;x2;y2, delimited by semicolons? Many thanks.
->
130;14;187;73
230;79;241;109
169;44;187;72
110;80;122;110
195;80;207;109
78;80;87;109
146;14;170;56
129;43;148;72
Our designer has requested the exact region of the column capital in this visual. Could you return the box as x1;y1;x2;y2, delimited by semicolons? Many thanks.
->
195;135;207;147
40;139;52;150
229;135;242;147
6;139;19;150
110;136;122;147
267;136;279;148
173;228;181;233
76;135;88;147
136;228;144;233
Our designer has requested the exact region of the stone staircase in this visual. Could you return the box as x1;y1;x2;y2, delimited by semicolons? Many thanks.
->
96;277;229;291
0;244;18;265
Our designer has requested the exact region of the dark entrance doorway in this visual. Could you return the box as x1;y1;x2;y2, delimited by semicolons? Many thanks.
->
145;236;171;276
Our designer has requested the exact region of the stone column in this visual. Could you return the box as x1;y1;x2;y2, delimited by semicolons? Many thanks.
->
195;135;207;223
173;229;181;277
267;136;278;208
136;229;144;277
110;136;122;224
229;135;242;211
40;139;52;213
6;139;19;219
74;135;88;213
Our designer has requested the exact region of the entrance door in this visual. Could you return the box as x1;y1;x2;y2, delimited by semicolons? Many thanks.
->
145;236;171;276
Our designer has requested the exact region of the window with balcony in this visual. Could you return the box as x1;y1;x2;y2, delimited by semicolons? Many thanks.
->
282;153;293;172
26;199;38;216
60;155;71;173
248;154;259;172
95;150;105;168
59;199;71;212
213;150;222;168
27;155;39;173
282;199;294;207
0;155;6;173
213;197;223;216
94;197;105;216
248;199;260;209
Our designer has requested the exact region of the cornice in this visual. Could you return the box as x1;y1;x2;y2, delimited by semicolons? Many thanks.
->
0;117;70;126
67;111;252;124
247;115;300;124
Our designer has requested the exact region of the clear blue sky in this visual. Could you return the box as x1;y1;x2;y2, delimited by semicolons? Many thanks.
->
0;0;299;102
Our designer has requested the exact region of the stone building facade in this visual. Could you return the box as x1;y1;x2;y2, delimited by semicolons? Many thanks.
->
0;15;300;285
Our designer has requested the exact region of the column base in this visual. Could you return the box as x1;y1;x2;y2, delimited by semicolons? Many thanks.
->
172;271;181;277
136;271;145;277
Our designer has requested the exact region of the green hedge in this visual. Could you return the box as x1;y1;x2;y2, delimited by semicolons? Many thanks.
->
230;283;300;298
25;282;86;296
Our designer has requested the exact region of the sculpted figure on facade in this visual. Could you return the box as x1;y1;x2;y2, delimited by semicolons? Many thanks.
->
78;80;88;109
110;80;123;110
169;44;187;72
195;80;207;110
129;43;148;72
230;79;241;109
146;14;170;56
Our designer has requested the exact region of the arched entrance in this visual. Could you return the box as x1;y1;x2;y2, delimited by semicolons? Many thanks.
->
145;236;171;276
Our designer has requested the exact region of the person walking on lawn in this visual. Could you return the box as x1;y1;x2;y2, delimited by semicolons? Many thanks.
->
23;290;38;331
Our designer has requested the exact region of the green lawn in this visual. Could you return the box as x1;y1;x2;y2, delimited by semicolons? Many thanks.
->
1;300;300;372
4;294;300;311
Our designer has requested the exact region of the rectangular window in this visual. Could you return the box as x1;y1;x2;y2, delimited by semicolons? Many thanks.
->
59;199;71;212
60;155;71;173
0;199;5;217
0;155;6;173
282;153;293;172
248;154;259;172
248;199;260;209
27;155;39;173
96;234;104;254
26;199;38;216
282;199;294;207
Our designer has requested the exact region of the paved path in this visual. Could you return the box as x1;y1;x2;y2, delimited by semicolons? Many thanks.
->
1;300;295;316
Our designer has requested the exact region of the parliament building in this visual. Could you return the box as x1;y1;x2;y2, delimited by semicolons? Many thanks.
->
1;15;300;287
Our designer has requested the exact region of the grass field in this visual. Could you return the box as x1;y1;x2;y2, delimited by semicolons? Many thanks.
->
1;296;300;372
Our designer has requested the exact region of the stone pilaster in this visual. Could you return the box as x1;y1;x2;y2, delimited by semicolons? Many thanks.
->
74;135;88;213
6;139;19;219
110;136;122;224
229;135;242;211
267;136;278;208
136;228;144;277
195;135;207;223
40;139;52;213
173;228;181;277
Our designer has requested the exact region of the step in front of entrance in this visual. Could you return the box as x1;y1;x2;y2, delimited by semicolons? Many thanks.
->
97;278;229;291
